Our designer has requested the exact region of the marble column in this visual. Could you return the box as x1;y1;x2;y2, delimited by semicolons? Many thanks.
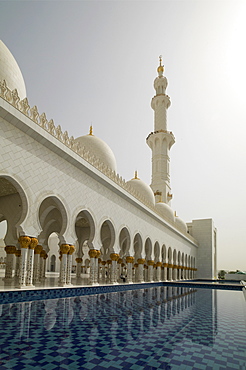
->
95;250;101;284
156;262;162;281
107;260;112;283
137;258;145;282
147;260;155;282
163;263;168;281
4;246;16;280
42;253;48;279
110;253;120;284
101;261;106;282
18;236;31;288
33;245;42;284
126;256;134;283
59;244;70;286
66;245;75;285
88;249;98;285
26;237;38;286
14;249;21;278
75;258;82;279
39;250;46;281
172;265;177;281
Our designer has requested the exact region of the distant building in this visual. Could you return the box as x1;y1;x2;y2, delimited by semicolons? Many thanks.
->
0;41;217;287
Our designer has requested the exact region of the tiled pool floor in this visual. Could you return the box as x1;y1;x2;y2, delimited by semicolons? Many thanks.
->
0;287;245;369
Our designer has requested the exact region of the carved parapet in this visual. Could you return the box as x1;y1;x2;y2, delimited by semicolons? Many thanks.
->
60;244;70;255
18;236;31;249
30;105;39;123
88;249;98;258
19;98;30;115
34;245;43;254
147;260;155;266
68;245;75;255
39;112;48;129
5;246;16;254
137;258;146;264
29;237;38;249
126;256;134;264
110;253;119;261
0;79;7;97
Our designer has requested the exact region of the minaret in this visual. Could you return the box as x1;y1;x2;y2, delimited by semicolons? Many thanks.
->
146;56;175;205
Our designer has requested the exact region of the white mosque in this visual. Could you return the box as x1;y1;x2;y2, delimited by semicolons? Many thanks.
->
0;40;217;288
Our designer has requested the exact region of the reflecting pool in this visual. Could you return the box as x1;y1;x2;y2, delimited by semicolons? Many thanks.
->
0;287;245;369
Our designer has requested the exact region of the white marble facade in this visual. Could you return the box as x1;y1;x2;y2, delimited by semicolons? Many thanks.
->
0;42;217;288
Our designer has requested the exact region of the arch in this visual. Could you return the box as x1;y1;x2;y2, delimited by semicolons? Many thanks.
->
75;210;95;257
119;227;131;258
161;244;167;262
100;220;116;260
168;247;172;263
0;175;28;244
144;238;152;260
38;196;68;244
154;242;160;262
133;233;143;259
50;254;56;272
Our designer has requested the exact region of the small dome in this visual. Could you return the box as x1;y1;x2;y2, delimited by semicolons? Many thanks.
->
126;174;155;205
155;202;175;224
75;132;117;172
175;216;187;234
0;40;26;100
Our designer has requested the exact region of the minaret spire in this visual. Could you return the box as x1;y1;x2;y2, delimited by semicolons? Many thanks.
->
146;57;175;205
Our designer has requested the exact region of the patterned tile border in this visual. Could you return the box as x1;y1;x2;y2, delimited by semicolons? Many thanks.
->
0;281;243;304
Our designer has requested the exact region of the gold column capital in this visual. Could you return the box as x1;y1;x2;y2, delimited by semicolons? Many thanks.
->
18;236;31;249
147;260;155;266
60;244;70;254
137;258;146;264
68;245;75;255
34;245;43;254
88;249;97;258
75;257;82;263
110;253;119;261
29;237;38;249
126;256;134;264
5;246;16;254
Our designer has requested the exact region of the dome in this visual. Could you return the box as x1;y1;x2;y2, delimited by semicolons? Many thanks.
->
75;132;117;172
155;202;175;224
0;40;26;100
174;216;187;234
126;174;155;205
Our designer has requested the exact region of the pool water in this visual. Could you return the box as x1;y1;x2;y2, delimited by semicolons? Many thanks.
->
0;286;245;369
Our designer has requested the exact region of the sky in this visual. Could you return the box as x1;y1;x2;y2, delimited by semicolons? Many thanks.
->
0;0;245;271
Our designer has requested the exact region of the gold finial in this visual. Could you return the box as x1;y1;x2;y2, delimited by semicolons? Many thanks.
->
157;55;164;76
132;170;139;180
89;125;93;135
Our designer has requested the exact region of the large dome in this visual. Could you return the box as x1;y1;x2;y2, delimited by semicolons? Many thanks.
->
75;132;117;172
155;202;175;224
0;40;26;100
126;175;155;205
174;216;187;234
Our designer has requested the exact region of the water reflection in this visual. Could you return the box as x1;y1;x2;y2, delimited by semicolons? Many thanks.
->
0;287;218;368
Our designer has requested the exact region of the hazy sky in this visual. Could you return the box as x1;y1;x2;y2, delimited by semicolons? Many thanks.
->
0;0;245;271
